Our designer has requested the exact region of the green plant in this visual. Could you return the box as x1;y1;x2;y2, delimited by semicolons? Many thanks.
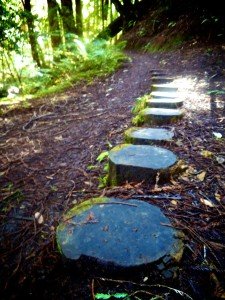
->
96;149;111;188
0;182;23;213
0;40;127;109
137;27;147;37
131;114;144;126
207;89;225;95
131;94;149;115
95;292;129;299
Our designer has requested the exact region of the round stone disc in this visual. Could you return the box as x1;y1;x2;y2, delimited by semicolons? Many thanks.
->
146;98;183;109
140;108;183;125
150;91;178;99
124;127;174;145
151;84;178;93
57;198;183;269
151;76;174;84
108;144;178;185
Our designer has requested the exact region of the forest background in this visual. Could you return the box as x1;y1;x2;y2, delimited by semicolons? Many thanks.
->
1;0;224;110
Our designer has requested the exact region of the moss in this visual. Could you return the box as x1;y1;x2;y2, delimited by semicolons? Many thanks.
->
131;94;149;115
131;114;145;126
124;127;139;144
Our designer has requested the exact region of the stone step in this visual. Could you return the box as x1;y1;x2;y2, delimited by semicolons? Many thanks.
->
151;84;178;93
124;127;174;145
150;71;167;77
146;98;183;109
150;91;178;99
150;69;165;74
140;107;184;125
57;197;183;277
108;144;179;185
151;76;174;84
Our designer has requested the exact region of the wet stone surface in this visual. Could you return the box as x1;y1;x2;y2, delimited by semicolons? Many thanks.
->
151;76;174;84
150;91;178;99
146;98;183;109
57;198;183;273
140;107;184;125
108;144;178;185
151;84;178;93
124;127;174;144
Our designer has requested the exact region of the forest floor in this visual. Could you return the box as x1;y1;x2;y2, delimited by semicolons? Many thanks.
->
0;46;225;299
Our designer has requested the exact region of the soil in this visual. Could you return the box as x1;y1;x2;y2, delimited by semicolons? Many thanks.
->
0;45;225;299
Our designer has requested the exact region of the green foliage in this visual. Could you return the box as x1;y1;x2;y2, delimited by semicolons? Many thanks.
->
131;114;144;126
0;182;23;213
97;151;109;163
131;94;149;115
131;94;148;126
207;89;225;95
0;40;126;107
95;292;129;299
144;35;184;52
0;1;24;51
96;146;112;188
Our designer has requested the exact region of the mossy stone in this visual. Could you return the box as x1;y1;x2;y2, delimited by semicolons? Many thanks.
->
124;127;174;145
146;98;183;109
151;76;174;84
150;91;178;99
108;144;178;185
56;198;183;276
151;84;178;93
140;108;184;125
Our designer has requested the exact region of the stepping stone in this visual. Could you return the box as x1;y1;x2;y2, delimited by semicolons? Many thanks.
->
151;76;174;84
57;197;183;277
140;108;183;125
150;71;167;77
151;84;178;93
146;98;183;109
124;127;174;145
150;91;178;99
150;69;165;73
108;144;178;185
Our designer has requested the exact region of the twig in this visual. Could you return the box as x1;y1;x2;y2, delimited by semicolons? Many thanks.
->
94;277;193;300
23;113;55;130
134;194;182;200
91;279;95;300
10;216;34;221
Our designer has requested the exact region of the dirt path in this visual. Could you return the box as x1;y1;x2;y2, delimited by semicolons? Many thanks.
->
0;48;225;299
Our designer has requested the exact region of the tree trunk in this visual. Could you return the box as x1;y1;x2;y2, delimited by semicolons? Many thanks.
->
23;0;41;67
61;0;76;38
95;16;123;40
95;0;157;40
75;0;83;37
47;0;62;49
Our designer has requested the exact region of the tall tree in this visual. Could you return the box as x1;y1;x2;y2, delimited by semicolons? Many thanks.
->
47;0;62;49
61;0;76;38
96;0;157;40
22;0;42;67
75;0;83;37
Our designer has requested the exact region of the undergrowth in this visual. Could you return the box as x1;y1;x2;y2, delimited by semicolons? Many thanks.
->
0;40;127;110
131;94;149;126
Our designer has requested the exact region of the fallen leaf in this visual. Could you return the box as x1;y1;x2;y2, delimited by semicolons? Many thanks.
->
54;135;63;141
201;150;213;158
213;132;222;139
175;139;183;146
197;171;206;181
34;212;44;224
215;155;225;164
171;200;178;206
215;193;221;202
143;277;148;282
200;198;215;207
